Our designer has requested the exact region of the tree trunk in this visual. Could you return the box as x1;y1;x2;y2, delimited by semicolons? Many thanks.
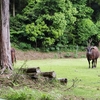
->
0;0;12;74
12;0;15;17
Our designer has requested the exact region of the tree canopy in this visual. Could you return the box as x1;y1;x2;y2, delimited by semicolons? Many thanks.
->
10;0;100;51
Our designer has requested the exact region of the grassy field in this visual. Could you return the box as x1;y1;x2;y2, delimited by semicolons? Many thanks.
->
14;58;100;99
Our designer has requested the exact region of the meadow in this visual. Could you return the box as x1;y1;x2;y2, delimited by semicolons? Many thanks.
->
13;58;100;100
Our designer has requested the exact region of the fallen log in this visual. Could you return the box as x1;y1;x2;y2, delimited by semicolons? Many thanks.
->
40;71;56;78
21;67;41;73
57;78;68;84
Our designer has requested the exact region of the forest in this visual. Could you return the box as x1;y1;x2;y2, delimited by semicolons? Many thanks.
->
10;0;100;51
1;1;100;99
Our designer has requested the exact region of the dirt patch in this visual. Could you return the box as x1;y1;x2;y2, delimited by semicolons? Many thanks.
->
16;49;86;60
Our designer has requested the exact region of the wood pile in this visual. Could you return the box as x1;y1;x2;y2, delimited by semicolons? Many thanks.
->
21;67;68;84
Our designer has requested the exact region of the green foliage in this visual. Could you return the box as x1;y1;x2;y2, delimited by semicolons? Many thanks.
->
75;5;93;18
96;21;100;40
70;0;87;4
10;0;100;50
3;87;55;100
40;94;54;100
76;18;98;44
4;87;36;100
65;0;77;24
22;0;66;49
10;15;28;44
52;12;66;35
43;38;55;47
18;42;32;50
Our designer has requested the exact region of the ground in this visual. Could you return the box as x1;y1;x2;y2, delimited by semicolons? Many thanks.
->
0;50;86;99
16;49;86;60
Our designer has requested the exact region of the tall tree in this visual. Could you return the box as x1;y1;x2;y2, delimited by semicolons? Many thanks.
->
0;0;12;74
12;0;15;17
10;0;28;16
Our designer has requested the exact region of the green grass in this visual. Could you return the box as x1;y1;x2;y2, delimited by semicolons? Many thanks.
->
2;87;55;100
14;58;100;99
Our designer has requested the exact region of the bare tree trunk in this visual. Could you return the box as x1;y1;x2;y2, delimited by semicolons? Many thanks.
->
0;0;12;74
12;0;15;17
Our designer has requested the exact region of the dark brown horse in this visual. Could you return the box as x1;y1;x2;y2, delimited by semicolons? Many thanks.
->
86;46;99;68
11;48;16;64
